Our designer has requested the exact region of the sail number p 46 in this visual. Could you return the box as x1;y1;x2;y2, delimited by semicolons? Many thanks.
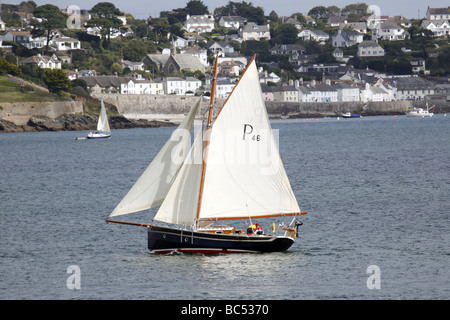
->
243;124;261;141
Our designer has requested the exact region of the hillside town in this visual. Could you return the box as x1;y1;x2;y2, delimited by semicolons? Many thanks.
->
0;1;449;103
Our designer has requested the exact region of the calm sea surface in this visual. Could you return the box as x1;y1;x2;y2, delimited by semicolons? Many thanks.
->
1;115;449;300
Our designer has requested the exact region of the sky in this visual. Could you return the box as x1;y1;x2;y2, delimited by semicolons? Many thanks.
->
2;0;449;20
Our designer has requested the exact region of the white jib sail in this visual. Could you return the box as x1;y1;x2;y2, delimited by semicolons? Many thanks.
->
98;100;111;133
154;126;204;225
198;58;300;221
109;99;201;217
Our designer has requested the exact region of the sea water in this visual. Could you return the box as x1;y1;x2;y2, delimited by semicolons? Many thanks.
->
1;115;449;300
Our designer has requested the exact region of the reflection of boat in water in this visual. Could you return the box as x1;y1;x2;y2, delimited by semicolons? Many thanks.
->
341;112;361;118
106;55;307;254
87;100;111;139
406;104;434;117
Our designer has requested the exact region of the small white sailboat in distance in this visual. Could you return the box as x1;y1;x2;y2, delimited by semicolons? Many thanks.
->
106;55;307;254
87;99;111;139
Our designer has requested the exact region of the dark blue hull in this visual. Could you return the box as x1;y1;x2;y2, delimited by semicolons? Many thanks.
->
148;225;294;254
86;135;111;139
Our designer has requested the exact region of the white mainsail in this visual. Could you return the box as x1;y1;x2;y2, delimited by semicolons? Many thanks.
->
197;58;300;221
109;99;201;217
98;100;111;133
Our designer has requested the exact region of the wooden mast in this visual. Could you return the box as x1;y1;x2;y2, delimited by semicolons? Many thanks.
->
195;54;218;227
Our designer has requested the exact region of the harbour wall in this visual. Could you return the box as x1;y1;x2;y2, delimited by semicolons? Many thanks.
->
92;93;430;120
0;101;84;125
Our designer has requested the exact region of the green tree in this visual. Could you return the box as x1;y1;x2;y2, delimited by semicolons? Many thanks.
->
160;8;188;25
341;3;368;16
42;69;72;93
186;0;208;15
147;17;170;43
386;60;412;75
214;1;265;24
111;62;123;75
271;24;299;44
308;6;328;19
0;58;22;76
88;2;123;50
31;4;68;51
327;6;341;17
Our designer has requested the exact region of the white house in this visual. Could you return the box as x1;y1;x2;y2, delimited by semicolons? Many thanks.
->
19;54;62;69
125;78;164;95
164;77;186;95
298;29;329;42
426;6;450;20
420;19;450;37
332;30;363;47
357;40;385;57
372;23;408;41
360;83;389;102
3;31;45;49
185;77;202;94
259;69;281;84
410;58;427;74
240;23;270;41
50;37;81;51
207;42;234;57
120;75;161;95
374;80;396;101
0;19;6;31
120;79;136;94
339;22;367;34
219;16;245;30
184;14;215;34
304;84;338;102
120;59;145;71
215;79;235;98
297;86;314;102
333;83;360;101
174;37;189;49
181;46;208;67
163;77;201;95
328;16;348;27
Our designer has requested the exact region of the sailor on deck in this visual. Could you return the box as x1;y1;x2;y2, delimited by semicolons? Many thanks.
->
254;223;263;235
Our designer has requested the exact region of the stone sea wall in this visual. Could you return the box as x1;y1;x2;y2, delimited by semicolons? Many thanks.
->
0;101;83;125
93;93;432;120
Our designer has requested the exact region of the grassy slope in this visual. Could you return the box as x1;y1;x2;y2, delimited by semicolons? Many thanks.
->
0;76;58;102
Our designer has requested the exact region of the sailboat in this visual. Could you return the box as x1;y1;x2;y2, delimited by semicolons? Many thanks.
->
87;99;111;139
106;55;307;254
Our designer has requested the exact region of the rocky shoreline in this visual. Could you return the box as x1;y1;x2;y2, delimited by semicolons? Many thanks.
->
0;114;176;133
